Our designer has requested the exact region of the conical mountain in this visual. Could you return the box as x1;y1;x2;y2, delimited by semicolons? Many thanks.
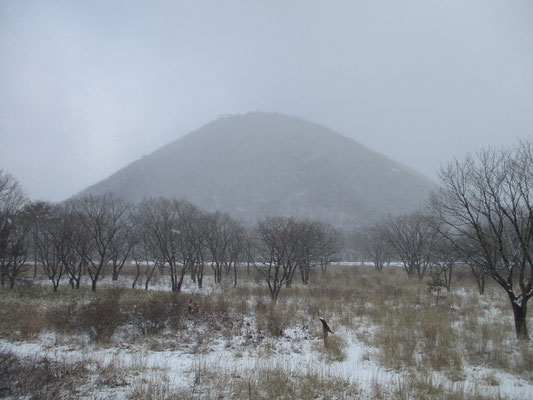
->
79;112;435;228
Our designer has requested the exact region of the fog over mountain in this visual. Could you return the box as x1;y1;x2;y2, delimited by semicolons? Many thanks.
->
2;2;532;201
79;113;435;227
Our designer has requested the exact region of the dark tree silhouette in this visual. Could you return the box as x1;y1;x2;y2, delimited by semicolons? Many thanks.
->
431;141;533;340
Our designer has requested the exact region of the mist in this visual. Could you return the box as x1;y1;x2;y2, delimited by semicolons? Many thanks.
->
1;0;532;201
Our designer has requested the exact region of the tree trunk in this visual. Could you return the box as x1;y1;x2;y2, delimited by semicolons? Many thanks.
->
169;265;177;291
176;275;184;292
91;279;97;291
212;266;218;283
510;299;529;341
132;264;140;289
446;267;453;292
416;264;426;280
300;265;309;285
477;276;485;295
197;263;204;289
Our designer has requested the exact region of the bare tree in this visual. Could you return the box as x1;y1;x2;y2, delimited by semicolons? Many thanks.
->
70;194;130;291
357;225;392;271
243;228;254;275
429;230;459;292
380;212;439;279
227;220;246;287
454;232;488;295
0;214;30;288
61;207;89;289
0;170;26;214
296;221;321;285
0;170;29;288
109;210;136;281
174;201;209;289
135;198;205;292
431;141;533;340
206;212;246;286
253;217;304;299
206;212;230;284
316;222;341;273
131;247;155;290
21;201;53;278
135;198;181;291
296;221;340;283
129;224;157;290
32;204;70;291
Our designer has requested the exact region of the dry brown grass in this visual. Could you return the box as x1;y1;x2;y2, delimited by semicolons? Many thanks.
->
314;333;348;362
1;264;533;398
224;365;359;400
0;347;89;399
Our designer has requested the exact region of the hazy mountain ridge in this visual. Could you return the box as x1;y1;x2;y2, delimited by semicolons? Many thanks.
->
79;112;436;227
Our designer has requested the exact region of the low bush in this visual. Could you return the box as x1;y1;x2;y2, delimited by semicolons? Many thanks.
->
76;291;125;342
45;304;79;335
254;300;288;337
130;297;171;336
0;301;45;340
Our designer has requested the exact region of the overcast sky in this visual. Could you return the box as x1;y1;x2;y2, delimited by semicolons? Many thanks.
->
1;0;532;202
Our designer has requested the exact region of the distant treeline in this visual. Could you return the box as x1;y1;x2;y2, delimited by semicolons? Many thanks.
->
2;140;533;340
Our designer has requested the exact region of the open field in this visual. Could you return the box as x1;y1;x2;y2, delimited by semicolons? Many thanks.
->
1;265;532;399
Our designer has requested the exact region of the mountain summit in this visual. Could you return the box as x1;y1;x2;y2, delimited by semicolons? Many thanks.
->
79;112;435;227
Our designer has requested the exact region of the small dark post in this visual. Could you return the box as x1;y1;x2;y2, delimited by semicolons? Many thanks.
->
319;317;333;347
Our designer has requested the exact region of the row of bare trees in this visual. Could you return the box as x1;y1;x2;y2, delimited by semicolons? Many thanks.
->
0;192;133;292
0;175;341;296
355;141;533;341
131;198;248;292
254;217;341;299
3;140;530;339
355;213;458;291
0;195;247;292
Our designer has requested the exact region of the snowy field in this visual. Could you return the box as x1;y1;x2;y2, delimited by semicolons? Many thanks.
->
1;265;532;399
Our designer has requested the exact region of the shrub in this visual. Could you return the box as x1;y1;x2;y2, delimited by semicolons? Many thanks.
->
0;302;45;340
130;297;171;336
76;292;125;342
254;299;289;337
45;305;79;335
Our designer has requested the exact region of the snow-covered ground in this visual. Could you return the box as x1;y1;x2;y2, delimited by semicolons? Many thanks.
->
2;270;533;399
2;323;532;399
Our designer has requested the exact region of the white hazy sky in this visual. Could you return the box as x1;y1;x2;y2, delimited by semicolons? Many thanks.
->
1;0;532;202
